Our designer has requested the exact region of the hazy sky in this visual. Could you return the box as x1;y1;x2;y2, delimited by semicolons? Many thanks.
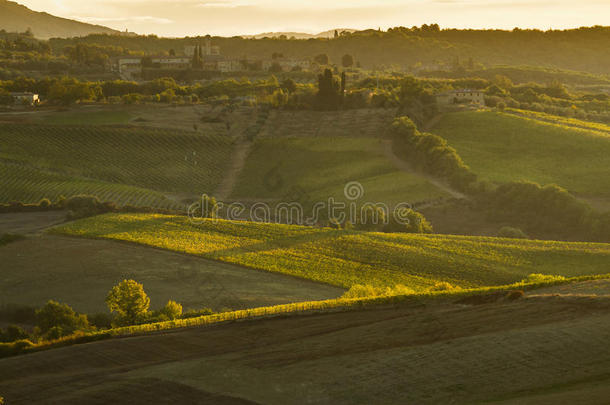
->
19;0;610;37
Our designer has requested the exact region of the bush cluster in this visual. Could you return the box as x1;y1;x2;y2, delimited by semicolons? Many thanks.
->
481;181;610;241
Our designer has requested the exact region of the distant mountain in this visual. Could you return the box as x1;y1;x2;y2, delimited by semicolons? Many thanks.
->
244;28;357;39
0;0;119;39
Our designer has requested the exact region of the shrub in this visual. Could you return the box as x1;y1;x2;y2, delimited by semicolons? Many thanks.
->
188;194;219;219
482;181;600;240
342;284;382;298
181;307;214;319
506;290;524;300
36;300;90;339
497;226;528;239
65;195;102;211
522;274;566;284
159;300;183;320
384;208;433;234
38;198;52;209
0;325;29;343
429;281;460;291
106;280;150;326
342;284;414;298
0;339;34;358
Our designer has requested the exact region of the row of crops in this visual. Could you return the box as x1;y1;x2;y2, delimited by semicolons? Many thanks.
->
0;123;234;207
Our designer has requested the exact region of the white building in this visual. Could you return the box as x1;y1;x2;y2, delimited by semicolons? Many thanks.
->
151;57;191;69
184;39;220;57
11;92;39;105
217;59;243;73
262;59;310;72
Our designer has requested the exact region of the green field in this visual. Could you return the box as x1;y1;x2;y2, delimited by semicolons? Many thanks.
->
54;213;610;290
432;111;610;200
233;137;449;206
0;123;232;206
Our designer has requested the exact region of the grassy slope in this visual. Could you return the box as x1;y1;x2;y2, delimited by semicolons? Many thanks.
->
54;213;610;290
0;123;232;205
233;108;449;207
432;111;610;199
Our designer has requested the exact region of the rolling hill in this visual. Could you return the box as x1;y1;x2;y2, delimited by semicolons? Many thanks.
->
0;0;119;39
430;110;610;209
53;213;610;290
2;278;610;404
244;28;357;39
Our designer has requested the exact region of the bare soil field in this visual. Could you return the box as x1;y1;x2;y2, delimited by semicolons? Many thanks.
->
0;234;343;313
1;285;609;404
259;108;397;138
0;211;67;235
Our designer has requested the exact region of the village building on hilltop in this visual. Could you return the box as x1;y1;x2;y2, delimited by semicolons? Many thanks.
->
436;89;485;106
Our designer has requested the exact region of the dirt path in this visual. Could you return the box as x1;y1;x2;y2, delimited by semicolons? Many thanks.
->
381;140;467;200
0;211;67;235
215;139;253;201
215;109;269;201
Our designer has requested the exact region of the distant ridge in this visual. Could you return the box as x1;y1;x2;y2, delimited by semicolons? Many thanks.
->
0;0;120;39
244;28;357;39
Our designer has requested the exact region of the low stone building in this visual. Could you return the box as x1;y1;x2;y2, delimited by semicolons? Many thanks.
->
11;92;39;105
436;89;485;106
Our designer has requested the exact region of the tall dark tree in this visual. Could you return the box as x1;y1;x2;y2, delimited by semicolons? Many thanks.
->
316;68;341;110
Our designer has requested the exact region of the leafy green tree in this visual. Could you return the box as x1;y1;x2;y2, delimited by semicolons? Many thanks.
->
160;300;183;320
36;300;90;339
341;54;354;68
106;280;150;326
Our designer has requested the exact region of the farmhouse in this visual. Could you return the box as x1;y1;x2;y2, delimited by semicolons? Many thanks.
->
151;57;191;70
217;59;244;73
437;89;485;106
262;58;311;72
11;92;39;105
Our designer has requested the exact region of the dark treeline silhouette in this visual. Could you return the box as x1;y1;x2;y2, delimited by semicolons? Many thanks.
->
45;26;610;74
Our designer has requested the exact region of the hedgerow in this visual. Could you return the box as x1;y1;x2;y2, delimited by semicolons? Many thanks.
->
2;273;607;359
391;116;478;192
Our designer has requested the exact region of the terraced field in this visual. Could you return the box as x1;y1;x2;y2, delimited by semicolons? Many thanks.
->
0;123;233;207
431;110;610;205
54;213;610;290
259;108;397;138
